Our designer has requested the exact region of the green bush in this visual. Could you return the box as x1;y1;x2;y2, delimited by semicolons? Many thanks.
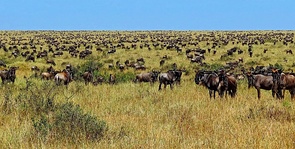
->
75;60;103;81
53;102;108;141
96;71;136;83
78;60;103;72
115;71;136;83
3;78;108;143
32;115;51;142
273;63;284;70
204;63;224;70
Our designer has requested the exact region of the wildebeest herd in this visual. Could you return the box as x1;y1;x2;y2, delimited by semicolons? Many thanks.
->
0;31;295;99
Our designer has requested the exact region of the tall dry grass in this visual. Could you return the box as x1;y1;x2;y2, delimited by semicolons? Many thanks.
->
1;78;295;148
0;31;295;148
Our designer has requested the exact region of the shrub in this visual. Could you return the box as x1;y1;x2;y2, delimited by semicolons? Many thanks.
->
204;63;224;70
96;71;136;83
53;102;108;142
32;115;51;142
3;78;108;143
115;71;136;83
75;60;103;81
78;60;103;73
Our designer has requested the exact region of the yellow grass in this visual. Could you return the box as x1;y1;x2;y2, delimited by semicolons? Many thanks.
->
0;31;295;148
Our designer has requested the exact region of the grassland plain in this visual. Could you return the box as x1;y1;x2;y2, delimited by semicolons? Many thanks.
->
0;31;295;148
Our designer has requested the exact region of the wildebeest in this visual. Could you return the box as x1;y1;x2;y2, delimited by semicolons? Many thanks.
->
134;64;146;71
82;71;93;85
159;59;165;66
109;74;116;84
41;71;56;80
134;70;159;84
218;74;237;98
276;72;295;99
286;49;293;54
195;70;220;99
0;60;6;67
0;66;18;84
107;49;116;54
93;76;104;86
158;69;182;90
31;66;40;71
246;71;281;99
54;69;72;85
46;65;55;73
136;57;145;63
46;59;56;66
25;54;35;62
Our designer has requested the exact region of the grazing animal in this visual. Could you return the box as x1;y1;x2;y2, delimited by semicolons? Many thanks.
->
93;76;104;85
158;70;182;90
134;71;159;84
54;69;72;85
82;71;93;85
41;71;56;80
134;65;146;71
286;49;293;54
0;60;6;67
109;74;116;84
46;59;56;66
47;66;55;73
107;49;116;54
218;74;237;98
31;66;40;71
0;66;18;84
195;70;220;99
118;64;125;71
25;55;35;62
246;71;281;99
160;59;165;66
276;73;295;99
136;57;145;63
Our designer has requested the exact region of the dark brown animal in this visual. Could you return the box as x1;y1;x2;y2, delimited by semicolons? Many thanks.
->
158;70;182;90
93;76;104;85
25;55;35;62
0;60;6;67
286;49;293;54
160;59;165;66
195;70;220;99
31;66;40;71
46;59;56;66
246;71;281;99
109;74;116;84
218;74;237;98
0;66;18;84
134;71;159;84
82;71;93;85
277;73;295;99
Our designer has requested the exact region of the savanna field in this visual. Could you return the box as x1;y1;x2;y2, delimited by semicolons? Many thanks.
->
1;31;295;148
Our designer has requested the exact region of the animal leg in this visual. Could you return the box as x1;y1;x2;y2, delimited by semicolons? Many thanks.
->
289;89;295;100
257;89;261;99
209;90;213;99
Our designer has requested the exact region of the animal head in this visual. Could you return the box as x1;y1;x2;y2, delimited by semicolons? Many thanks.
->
195;70;204;84
151;70;159;81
